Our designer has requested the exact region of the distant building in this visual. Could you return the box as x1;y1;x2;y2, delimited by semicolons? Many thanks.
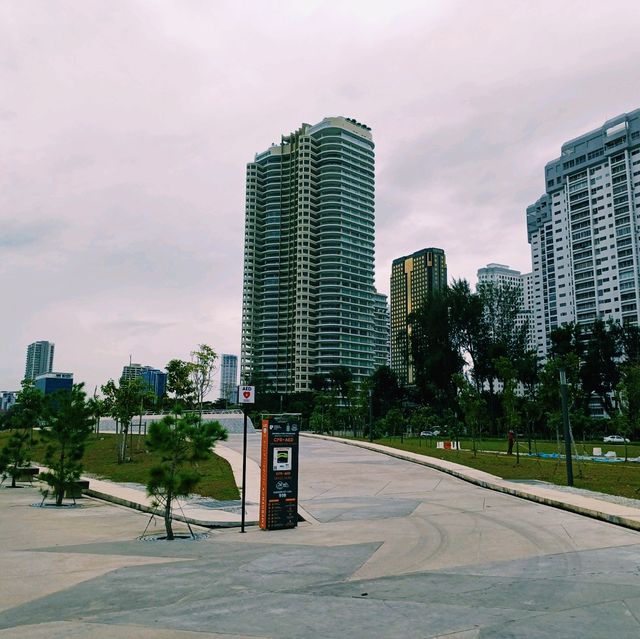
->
121;363;166;397
121;363;144;381
0;391;18;412
24;341;55;380
390;247;447;384
140;368;167;398
34;372;73;395
527;109;640;358
219;354;238;403
476;263;535;353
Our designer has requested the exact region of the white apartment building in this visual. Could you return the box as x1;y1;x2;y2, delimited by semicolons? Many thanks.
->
527;110;640;358
24;341;55;381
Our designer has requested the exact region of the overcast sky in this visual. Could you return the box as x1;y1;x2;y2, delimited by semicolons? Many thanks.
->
2;0;640;394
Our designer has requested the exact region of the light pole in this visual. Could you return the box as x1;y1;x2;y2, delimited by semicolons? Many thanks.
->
559;368;574;487
368;388;373;443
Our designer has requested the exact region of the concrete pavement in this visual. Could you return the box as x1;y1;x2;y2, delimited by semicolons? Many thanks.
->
2;433;640;637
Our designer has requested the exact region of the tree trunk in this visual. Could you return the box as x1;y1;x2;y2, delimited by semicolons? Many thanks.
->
164;488;174;540
56;454;65;506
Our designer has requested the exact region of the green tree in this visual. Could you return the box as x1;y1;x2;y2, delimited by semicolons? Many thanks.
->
101;377;150;463
616;322;640;363
146;412;227;540
408;289;463;412
454;375;487;457
448;279;487;392
370;366;402;421
190;344;218;423
11;379;45;444
166;359;195;408
39;384;94;506
614;363;640;459
0;429;31;488
580;319;620;416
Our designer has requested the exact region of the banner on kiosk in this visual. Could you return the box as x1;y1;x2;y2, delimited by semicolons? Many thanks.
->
259;414;300;530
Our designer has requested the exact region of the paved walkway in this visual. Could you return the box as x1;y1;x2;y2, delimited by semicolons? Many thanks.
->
2;433;640;637
75;431;640;532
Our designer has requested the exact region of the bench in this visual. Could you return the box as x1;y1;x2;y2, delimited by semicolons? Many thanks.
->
15;467;40;482
66;479;90;499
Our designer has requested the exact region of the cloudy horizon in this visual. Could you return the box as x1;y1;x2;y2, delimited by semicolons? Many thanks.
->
3;0;640;394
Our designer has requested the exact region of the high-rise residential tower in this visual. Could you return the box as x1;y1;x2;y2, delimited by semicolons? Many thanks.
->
241;116;381;392
24;341;55;380
527;110;640;357
390;247;447;384
219;354;238;403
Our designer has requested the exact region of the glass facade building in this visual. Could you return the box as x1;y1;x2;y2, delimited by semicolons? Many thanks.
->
241;116;384;392
219;354;238;403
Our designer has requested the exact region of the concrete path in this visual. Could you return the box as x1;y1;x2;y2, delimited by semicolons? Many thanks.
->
2;433;640;637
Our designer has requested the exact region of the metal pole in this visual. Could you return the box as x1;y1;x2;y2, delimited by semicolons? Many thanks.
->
368;389;373;442
241;405;248;533
559;368;574;487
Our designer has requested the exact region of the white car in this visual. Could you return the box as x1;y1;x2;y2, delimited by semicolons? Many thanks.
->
603;435;630;444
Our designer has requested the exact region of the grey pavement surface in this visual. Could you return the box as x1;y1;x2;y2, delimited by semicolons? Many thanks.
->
2;434;640;637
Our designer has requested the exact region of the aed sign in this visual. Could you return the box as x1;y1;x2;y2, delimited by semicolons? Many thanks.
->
237;385;255;404
259;414;300;530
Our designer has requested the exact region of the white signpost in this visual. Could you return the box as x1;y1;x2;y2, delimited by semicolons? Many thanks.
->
237;385;255;532
238;385;255;404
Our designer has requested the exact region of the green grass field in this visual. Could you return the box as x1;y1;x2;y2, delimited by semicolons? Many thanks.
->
365;435;640;500
0;431;239;501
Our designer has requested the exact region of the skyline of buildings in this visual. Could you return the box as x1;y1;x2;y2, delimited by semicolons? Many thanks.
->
24;341;55;381
390;247;447;385
241;116;386;392
8;108;640;397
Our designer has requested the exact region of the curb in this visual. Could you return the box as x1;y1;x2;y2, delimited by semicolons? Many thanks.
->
84;489;259;529
303;434;640;533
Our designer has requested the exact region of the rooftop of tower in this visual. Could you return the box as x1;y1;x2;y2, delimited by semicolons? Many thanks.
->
392;247;445;265
253;116;374;161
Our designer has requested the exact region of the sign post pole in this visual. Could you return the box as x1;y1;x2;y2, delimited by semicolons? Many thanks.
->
237;385;255;533
241;404;248;533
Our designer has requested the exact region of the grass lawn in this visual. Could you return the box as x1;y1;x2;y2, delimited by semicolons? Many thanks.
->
362;436;640;501
0;431;239;501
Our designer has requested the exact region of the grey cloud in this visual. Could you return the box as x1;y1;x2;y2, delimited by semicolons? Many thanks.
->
2;0;640;391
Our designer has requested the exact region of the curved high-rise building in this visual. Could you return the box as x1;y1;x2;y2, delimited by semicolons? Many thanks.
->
241;116;385;393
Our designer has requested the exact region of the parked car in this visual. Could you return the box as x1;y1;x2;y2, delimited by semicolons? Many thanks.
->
603;435;630;444
420;430;441;437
